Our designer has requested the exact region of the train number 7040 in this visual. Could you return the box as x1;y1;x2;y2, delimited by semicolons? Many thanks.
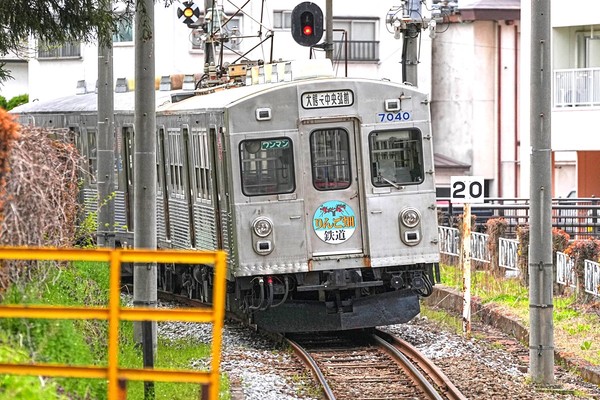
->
377;112;411;122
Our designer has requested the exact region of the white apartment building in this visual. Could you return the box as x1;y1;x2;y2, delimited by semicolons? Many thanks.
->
10;0;596;199
2;1;434;101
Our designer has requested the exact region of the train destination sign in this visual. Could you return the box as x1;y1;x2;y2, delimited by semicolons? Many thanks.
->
301;90;354;109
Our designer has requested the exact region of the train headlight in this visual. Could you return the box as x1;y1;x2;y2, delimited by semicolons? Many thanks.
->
252;217;273;237
400;208;420;228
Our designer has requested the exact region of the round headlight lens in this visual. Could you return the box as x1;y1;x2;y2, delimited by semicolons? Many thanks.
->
252;217;273;237
401;208;420;228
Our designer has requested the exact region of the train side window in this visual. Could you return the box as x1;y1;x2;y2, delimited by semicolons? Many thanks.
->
191;128;211;201
167;129;184;198
239;137;295;196
310;128;351;191
369;129;424;187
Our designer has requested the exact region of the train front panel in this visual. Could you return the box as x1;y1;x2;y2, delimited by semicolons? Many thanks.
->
224;78;440;331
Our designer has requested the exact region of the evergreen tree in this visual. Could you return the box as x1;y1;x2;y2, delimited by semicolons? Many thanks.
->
0;0;128;82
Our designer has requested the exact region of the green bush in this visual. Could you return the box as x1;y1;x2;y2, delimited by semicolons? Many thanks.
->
0;95;7;109
6;94;28;110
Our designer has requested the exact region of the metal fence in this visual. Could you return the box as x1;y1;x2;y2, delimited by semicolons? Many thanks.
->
556;251;576;287
498;238;519;271
584;259;600;297
437;197;600;240
438;228;519;272
439;231;599;297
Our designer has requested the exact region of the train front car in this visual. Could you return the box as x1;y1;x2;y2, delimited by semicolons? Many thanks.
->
221;75;440;332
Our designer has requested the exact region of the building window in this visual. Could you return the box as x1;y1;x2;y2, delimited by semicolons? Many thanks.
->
273;10;292;29
37;41;81;59
113;18;133;43
333;18;379;62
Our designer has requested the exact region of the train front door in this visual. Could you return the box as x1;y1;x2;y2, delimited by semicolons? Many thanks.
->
301;119;364;259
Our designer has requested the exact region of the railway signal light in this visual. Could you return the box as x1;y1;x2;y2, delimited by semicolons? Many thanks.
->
291;2;323;47
177;1;200;27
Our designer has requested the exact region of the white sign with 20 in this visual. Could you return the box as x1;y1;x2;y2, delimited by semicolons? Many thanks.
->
450;176;485;203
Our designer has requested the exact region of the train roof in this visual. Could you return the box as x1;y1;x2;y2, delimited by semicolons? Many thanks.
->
10;77;427;116
160;76;426;113
9;90;178;114
158;81;297;112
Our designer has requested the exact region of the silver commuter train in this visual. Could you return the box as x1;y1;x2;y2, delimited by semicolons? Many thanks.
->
12;62;440;332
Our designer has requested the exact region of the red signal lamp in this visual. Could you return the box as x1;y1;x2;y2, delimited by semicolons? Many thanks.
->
302;25;313;36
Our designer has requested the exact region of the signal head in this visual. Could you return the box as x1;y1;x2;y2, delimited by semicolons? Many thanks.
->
291;2;323;47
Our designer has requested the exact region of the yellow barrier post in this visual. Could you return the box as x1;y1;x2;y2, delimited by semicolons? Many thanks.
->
0;247;227;400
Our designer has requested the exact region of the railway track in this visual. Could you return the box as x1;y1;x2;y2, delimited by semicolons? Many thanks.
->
286;329;466;400
153;288;465;399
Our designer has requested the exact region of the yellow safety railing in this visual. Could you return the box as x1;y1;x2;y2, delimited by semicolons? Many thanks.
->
0;247;227;400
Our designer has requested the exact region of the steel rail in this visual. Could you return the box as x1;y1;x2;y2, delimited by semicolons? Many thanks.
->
285;337;336;400
375;330;468;400
372;334;444;400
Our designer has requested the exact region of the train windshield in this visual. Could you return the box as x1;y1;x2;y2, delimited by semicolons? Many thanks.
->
369;129;424;187
239;137;295;196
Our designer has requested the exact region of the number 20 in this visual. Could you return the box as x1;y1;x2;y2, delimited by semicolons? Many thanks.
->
452;181;483;199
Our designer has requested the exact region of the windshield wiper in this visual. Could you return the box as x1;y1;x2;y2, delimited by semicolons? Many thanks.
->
380;175;402;190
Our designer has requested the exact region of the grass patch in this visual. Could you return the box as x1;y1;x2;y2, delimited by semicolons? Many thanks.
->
419;304;464;335
123;335;229;400
0;260;226;399
437;263;600;365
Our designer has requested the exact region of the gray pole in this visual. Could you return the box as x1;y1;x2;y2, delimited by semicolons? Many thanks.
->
325;0;333;61
97;0;115;249
402;0;421;86
133;0;157;394
529;0;554;384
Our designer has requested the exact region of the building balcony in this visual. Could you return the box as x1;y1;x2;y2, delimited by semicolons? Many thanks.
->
333;40;379;62
37;41;81;59
554;67;600;108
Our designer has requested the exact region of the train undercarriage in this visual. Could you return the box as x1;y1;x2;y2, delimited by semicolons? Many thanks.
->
155;263;440;332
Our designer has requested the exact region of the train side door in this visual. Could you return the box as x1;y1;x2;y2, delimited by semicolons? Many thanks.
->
182;125;197;247
122;127;135;231
157;126;171;242
301;119;364;258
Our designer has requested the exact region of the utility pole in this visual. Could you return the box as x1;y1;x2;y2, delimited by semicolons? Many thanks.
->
386;0;425;87
133;0;157;397
528;0;554;384
325;0;333;61
97;0;115;249
203;0;216;66
401;0;421;86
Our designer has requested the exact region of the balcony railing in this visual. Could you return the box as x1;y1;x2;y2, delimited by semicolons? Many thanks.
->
333;40;379;62
554;67;600;107
37;41;81;59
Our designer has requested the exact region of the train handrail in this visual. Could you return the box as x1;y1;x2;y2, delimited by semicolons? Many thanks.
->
0;247;227;400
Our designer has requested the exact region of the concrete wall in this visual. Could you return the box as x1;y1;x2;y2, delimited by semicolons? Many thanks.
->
431;20;510;197
0;62;28;100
